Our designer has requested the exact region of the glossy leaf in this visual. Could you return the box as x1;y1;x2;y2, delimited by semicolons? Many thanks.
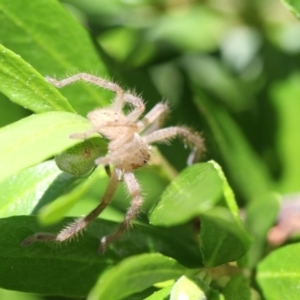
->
0;216;201;296
170;275;208;300
0;94;29;127
212;161;241;224
38;167;107;225
0;160;77;218
193;90;272;200
145;286;172;300
271;73;300;192
0;289;40;300
0;111;91;182
245;193;280;267
209;289;222;300
0;0;110;114
198;162;251;266
0;44;74;113
150;161;250;266
0;216;112;297
88;253;188;300
149;162;223;226
222;275;251;300
256;243;300;300
199;207;250;267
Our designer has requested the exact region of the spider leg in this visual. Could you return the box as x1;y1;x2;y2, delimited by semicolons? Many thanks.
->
144;126;205;165
46;73;146;117
21;169;120;246
109;130;134;150
123;92;145;122
46;73;122;93
46;73;126;114
99;171;142;252
70;120;136;147
69;127;97;139
137;102;169;133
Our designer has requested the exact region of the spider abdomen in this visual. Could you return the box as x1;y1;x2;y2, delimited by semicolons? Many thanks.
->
116;135;151;171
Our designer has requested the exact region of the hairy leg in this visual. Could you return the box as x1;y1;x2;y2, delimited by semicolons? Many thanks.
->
144;126;205;165
70;120;137;150
99;171;142;252
123;93;145;122
46;73;145;119
69;128;97;139
21;169;120;246
46;73;122;92
46;73;125;114
137;102;169;133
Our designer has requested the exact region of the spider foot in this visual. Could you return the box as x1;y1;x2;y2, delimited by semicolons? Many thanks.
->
69;132;88;140
45;76;57;85
21;232;57;246
98;236;108;253
95;157;106;165
69;127;97;140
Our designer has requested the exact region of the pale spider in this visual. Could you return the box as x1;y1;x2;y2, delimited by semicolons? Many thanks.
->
22;73;205;252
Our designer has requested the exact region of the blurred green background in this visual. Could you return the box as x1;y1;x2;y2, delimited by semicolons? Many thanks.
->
1;0;300;298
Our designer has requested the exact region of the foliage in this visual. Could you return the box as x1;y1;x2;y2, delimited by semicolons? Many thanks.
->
1;0;300;299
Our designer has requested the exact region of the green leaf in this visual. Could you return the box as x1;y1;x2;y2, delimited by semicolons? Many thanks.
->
0;216;110;297
0;111;91;183
150;161;250;266
199;207;250;267
245;193;280;267
55;138;106;176
145;286;172;300
222;275;251;300
0;288;40;300
256;243;300;300
198;162;251;266
0;44;74;113
0;160;77;218
281;0;300;17
181;54;254;112
209;289;223;300
150;6;229;52
38;167;107;225
212;161;241;224
88;253;188;300
0;94;29;127
193;90;272;200
149;162;223;226
0;216;200;296
170;275;209;300
0;0;110;114
271;73;300;192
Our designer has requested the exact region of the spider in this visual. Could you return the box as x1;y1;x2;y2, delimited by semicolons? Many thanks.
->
22;73;205;252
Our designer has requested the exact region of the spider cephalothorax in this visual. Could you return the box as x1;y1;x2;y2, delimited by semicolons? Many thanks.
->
22;73;205;252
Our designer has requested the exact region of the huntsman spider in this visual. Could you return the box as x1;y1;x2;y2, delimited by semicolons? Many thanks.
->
22;73;205;252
